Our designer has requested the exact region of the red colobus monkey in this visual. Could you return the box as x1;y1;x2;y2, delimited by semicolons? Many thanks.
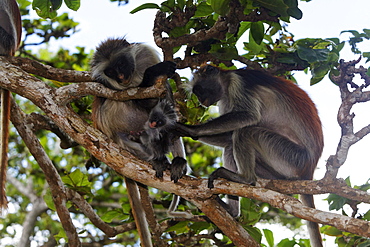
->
175;65;324;247
91;38;188;245
0;0;22;212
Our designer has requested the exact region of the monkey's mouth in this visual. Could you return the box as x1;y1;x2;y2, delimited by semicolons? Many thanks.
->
200;99;211;107
117;74;132;85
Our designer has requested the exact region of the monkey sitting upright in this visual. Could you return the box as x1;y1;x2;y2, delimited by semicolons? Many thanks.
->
174;65;324;247
91;38;187;181
90;38;189;244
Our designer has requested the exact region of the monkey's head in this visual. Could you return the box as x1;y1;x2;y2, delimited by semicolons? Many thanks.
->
147;100;176;129
91;38;137;90
191;65;223;107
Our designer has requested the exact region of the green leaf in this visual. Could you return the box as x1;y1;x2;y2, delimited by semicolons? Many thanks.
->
177;0;186;10
284;0;302;19
240;198;262;225
341;30;360;37
362;52;370;63
130;3;160;14
277;238;297;247
165;221;189;234
359;240;370;247
253;0;289;17
310;63;330;85
64;0;80;11
210;0;230;16
297;46;329;63
61;169;92;189
189;222;212;233
321;225;343;237
245;31;263;55
44;192;56;211
263;229;274;247
236;22;251;40
244;226;262;243
326;193;347;210
54;229;67;244
32;0;59;18
209;44;239;60
287;6;302;20
101;209;129;223
250;21;265;45
194;2;213;17
51;0;62;10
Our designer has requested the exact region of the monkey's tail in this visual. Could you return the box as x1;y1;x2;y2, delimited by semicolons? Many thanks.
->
0;89;10;213
125;178;153;247
301;194;323;247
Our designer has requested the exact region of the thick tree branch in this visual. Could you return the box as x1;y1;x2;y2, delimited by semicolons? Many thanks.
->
7;56;91;82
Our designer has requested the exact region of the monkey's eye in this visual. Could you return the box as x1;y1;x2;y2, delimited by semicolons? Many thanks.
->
193;85;204;96
104;68;116;79
156;120;165;127
205;65;218;73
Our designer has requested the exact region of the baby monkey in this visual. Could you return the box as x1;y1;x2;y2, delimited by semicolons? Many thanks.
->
122;99;187;182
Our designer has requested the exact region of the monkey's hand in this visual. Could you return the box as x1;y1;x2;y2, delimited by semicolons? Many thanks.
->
141;61;177;87
151;158;170;179
172;123;198;140
170;157;187;183
153;61;177;77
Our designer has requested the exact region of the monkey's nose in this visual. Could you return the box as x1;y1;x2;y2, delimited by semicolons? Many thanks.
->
149;122;157;128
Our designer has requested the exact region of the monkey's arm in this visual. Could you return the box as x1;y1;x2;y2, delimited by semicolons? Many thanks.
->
140;61;176;87
175;111;260;138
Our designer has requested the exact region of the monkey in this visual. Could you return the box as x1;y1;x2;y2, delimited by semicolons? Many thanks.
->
0;0;22;213
174;65;324;247
121;99;187;183
90;38;189;245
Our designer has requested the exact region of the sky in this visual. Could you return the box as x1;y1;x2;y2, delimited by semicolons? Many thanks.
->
28;0;370;245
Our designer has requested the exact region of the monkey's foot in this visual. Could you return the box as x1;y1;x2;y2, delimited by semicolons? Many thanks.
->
208;167;256;188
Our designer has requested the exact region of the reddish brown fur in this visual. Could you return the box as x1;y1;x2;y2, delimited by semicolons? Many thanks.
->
0;0;22;212
271;78;323;179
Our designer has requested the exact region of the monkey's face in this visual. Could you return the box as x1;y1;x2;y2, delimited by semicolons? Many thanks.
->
147;100;176;129
103;55;135;89
192;65;223;107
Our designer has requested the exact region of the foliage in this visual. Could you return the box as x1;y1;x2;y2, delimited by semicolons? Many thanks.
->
1;0;370;246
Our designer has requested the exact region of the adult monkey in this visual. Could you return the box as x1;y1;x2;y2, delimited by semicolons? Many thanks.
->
175;65;324;247
91;38;188;246
0;0;22;212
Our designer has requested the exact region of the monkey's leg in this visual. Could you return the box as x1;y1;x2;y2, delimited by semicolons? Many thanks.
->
125;178;152;247
167;137;193;219
220;145;240;217
207;129;257;189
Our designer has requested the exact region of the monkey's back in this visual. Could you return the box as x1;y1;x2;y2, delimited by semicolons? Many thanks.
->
232;69;324;176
